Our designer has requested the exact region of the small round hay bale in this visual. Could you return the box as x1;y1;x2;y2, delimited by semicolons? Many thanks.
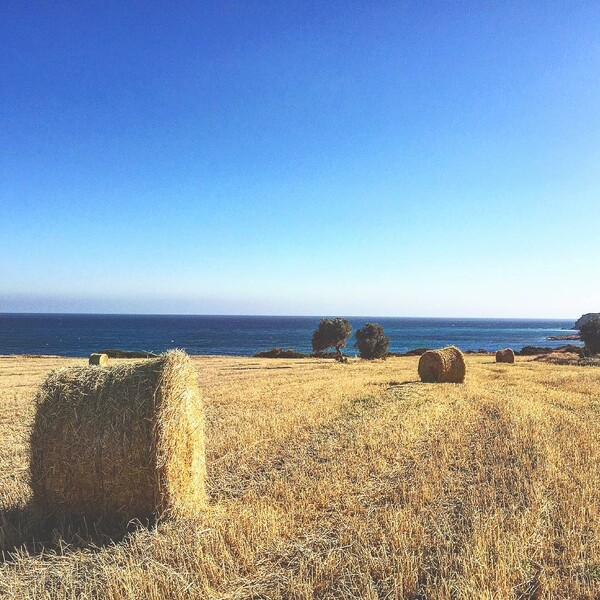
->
30;350;205;520
418;346;466;383
88;353;109;366
495;348;515;363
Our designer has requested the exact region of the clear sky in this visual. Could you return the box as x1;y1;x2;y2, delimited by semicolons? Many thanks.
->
1;2;598;318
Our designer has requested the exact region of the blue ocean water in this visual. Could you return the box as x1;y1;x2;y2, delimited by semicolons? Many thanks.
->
0;314;579;357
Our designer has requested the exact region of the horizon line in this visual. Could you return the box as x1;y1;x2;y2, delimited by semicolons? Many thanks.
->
0;311;578;321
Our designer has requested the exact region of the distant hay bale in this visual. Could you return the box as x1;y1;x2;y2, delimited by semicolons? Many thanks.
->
495;348;515;363
88;353;109;366
30;350;205;520
418;346;466;383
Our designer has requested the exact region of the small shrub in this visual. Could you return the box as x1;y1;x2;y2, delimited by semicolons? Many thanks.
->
355;323;390;360
518;346;552;356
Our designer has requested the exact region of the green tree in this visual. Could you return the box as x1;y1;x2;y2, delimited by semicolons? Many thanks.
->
312;317;352;362
579;317;600;355
355;323;390;359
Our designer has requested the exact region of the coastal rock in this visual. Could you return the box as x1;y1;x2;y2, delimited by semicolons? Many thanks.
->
397;348;431;357
517;345;582;356
254;348;307;358
575;313;600;330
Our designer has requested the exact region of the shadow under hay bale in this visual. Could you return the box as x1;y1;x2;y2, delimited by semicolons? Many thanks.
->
88;352;108;366
418;346;466;383
30;350;205;522
0;504;138;561
495;348;515;363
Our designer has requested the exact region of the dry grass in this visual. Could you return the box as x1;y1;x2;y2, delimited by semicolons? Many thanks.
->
0;353;599;599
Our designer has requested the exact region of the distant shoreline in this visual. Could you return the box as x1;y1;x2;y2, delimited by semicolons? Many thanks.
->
0;342;584;361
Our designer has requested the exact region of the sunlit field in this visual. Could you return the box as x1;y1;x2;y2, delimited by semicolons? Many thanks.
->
0;354;599;599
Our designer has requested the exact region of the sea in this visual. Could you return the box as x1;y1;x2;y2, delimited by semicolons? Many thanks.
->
0;314;579;357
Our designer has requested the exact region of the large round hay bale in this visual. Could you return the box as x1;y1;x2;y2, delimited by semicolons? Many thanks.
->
418;346;466;383
88;353;109;366
30;350;205;520
495;348;515;363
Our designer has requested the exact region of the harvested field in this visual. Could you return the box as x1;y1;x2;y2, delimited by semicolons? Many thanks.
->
0;354;599;599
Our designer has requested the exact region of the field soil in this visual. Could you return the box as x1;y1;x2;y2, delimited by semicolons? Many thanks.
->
0;354;599;599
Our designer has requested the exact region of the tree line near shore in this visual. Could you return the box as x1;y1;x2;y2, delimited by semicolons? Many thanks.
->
254;316;600;361
255;318;388;361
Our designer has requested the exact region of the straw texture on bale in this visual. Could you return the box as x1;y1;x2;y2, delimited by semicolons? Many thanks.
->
496;348;515;363
30;350;205;520
88;353;109;366
418;346;466;383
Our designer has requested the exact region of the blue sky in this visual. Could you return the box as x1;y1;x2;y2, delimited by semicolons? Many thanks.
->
1;2;598;317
